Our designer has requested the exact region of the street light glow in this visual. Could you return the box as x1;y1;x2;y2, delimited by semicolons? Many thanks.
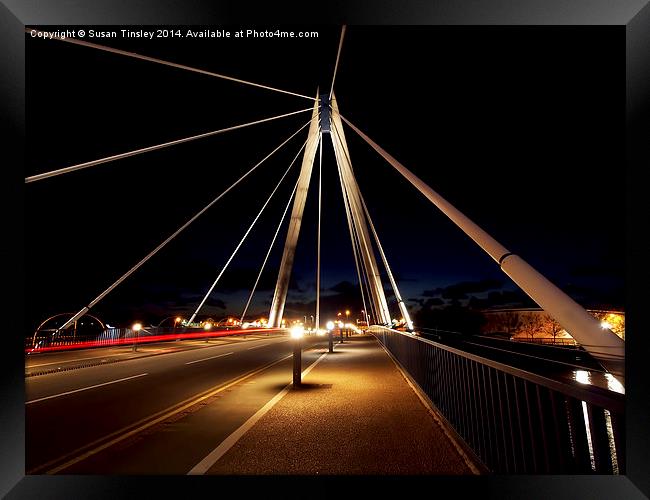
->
132;323;142;332
290;325;305;338
204;322;212;330
326;321;335;330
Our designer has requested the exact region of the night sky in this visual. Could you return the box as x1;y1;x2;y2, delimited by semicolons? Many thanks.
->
25;26;624;331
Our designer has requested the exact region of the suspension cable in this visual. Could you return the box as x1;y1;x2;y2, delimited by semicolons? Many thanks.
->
331;118;414;330
329;26;347;100
25;28;317;102
357;187;414;331
26;108;312;183
240;176;300;325
334;142;373;326
188;139;308;323
330;118;387;323
315;132;323;332
56;120;310;333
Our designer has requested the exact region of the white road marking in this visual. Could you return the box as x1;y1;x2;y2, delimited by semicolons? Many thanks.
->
246;343;270;350
44;354;293;474
26;373;149;405
27;336;287;372
27;352;131;368
185;352;234;365
187;349;329;475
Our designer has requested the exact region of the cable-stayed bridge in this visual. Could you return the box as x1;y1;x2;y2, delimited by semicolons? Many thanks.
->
24;26;625;476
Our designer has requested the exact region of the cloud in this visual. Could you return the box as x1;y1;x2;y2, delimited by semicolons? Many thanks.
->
329;281;357;294
467;290;536;309
421;279;504;300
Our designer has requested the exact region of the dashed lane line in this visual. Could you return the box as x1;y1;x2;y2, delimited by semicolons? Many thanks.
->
185;352;234;365
26;373;149;405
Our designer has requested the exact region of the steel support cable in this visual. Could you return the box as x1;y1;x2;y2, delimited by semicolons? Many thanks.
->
335;133;377;325
188;139;308;324
240;176;300;325
330;120;389;323
26;108;313;183
337;151;372;323
56;120;310;333
315;132;323;332
336;110;626;383
331;120;414;330
334;145;374;326
25;28;316;102
329;25;347;100
332;120;387;325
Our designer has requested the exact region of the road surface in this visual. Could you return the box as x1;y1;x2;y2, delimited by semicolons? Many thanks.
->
25;332;329;474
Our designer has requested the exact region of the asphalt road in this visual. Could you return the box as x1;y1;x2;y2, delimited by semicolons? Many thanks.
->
25;332;329;474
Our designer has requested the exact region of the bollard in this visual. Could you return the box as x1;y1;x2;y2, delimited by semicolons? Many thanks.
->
293;338;302;386
328;330;334;353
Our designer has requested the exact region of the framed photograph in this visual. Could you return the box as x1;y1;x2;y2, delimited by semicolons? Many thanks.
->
2;1;649;498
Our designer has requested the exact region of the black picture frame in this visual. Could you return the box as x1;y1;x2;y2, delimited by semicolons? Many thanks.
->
2;1;649;498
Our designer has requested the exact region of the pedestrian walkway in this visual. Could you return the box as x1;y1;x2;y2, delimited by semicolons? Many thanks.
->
205;333;479;475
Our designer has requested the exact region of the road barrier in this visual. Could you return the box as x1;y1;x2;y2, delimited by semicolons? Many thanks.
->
370;326;624;474
26;326;282;353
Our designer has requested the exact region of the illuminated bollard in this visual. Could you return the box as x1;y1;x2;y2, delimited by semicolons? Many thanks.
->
326;321;334;353
291;326;304;386
132;322;142;352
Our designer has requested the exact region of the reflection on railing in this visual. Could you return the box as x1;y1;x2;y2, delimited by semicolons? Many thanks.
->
371;326;625;474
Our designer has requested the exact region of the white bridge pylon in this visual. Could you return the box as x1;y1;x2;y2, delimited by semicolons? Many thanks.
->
267;91;413;331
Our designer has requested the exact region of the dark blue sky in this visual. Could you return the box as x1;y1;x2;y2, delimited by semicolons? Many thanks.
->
25;26;624;330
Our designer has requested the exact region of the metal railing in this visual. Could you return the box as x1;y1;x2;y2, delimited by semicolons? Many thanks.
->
371;326;625;474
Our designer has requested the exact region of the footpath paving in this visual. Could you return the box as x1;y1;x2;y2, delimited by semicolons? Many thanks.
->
205;333;479;475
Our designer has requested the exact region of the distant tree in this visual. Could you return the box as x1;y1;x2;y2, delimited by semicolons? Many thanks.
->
502;311;522;335
519;312;543;341
481;311;521;336
541;314;563;343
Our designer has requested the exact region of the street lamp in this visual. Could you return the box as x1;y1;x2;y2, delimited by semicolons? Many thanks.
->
326;320;335;353
345;310;350;337
132;322;142;352
290;325;305;386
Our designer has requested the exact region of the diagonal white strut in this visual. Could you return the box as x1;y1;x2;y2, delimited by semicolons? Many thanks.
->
339;112;625;384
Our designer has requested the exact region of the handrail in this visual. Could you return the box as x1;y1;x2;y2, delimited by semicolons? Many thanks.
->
370;326;624;419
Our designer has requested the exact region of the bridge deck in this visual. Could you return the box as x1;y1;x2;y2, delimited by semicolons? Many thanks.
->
206;333;478;475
